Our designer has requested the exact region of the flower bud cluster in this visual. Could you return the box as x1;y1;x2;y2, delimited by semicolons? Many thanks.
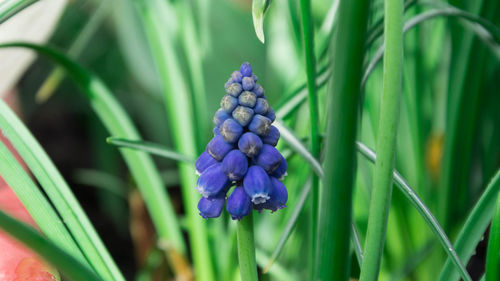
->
195;62;288;220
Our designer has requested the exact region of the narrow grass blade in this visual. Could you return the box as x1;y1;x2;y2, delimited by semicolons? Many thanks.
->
136;1;214;280
365;0;417;47
107;137;195;163
0;97;122;281
351;222;364;267
0;0;37;23
356;142;472;281
274;121;323;177
263;180;311;273
256;250;296;281
0;139;88;268
0;210;103;281
252;0;272;43
485;192;500;281
259;138;470;279
36;0;110;103
275;66;330;120
362;6;500;87
263;179;364;273
0;42;185;280
438;170;500;281
315;0;371;279
359;0;404;280
177;1;209;150
298;0;320;276
236;213;258;281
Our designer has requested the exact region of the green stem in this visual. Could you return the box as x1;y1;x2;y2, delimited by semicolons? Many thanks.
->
315;0;371;280
486;193;500;281
298;0;320;277
359;0;404;280
237;213;259;281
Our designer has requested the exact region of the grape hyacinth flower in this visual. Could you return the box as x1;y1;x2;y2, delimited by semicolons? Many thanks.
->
194;62;289;220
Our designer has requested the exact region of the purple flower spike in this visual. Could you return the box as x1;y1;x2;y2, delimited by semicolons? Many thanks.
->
207;135;233;161
238;132;263;157
239;91;257;107
232;71;243;83
232;106;254;127
265;177;288;212
198;195;225;219
226;83;243;97
221;95;239;113
213;108;231;126
220;118;244;143
227;186;252;220
195;151;218;175
240;62;253;77
261;125;280;146
254;98;269;115
243;165;272;204
255;144;282;173
271;155;288;180
249;114;272;136
196;163;229;198
242;77;255;91
222;150;248;181
266;108;276;122
253;84;265;97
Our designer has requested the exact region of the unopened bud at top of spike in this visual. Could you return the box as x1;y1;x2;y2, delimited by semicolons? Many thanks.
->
240;62;253;77
232;106;254;127
239;91;257;107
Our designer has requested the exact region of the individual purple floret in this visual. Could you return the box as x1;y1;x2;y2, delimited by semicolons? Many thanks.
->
226;186;252;220
198;195;225;219
232;71;243;83
221;95;239;113
222;150;248;181
249;114;271;136
239;91;257;107
213;108;231;126
253;84;265;97
213;126;221;136
195;151;218;175
242;77;255;91
240;62;253;77
255;144;282;173
265;108;276;122
197;163;230;198
232;106;254;127
243;165;272;204
226;83;243;97
261;125;280;146
224;78;234;89
264;177;288;212
207;135;233;161
220;118;244;143
195;62;288;220
271;155;288;180
254;98;269;115
238;132;263;157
